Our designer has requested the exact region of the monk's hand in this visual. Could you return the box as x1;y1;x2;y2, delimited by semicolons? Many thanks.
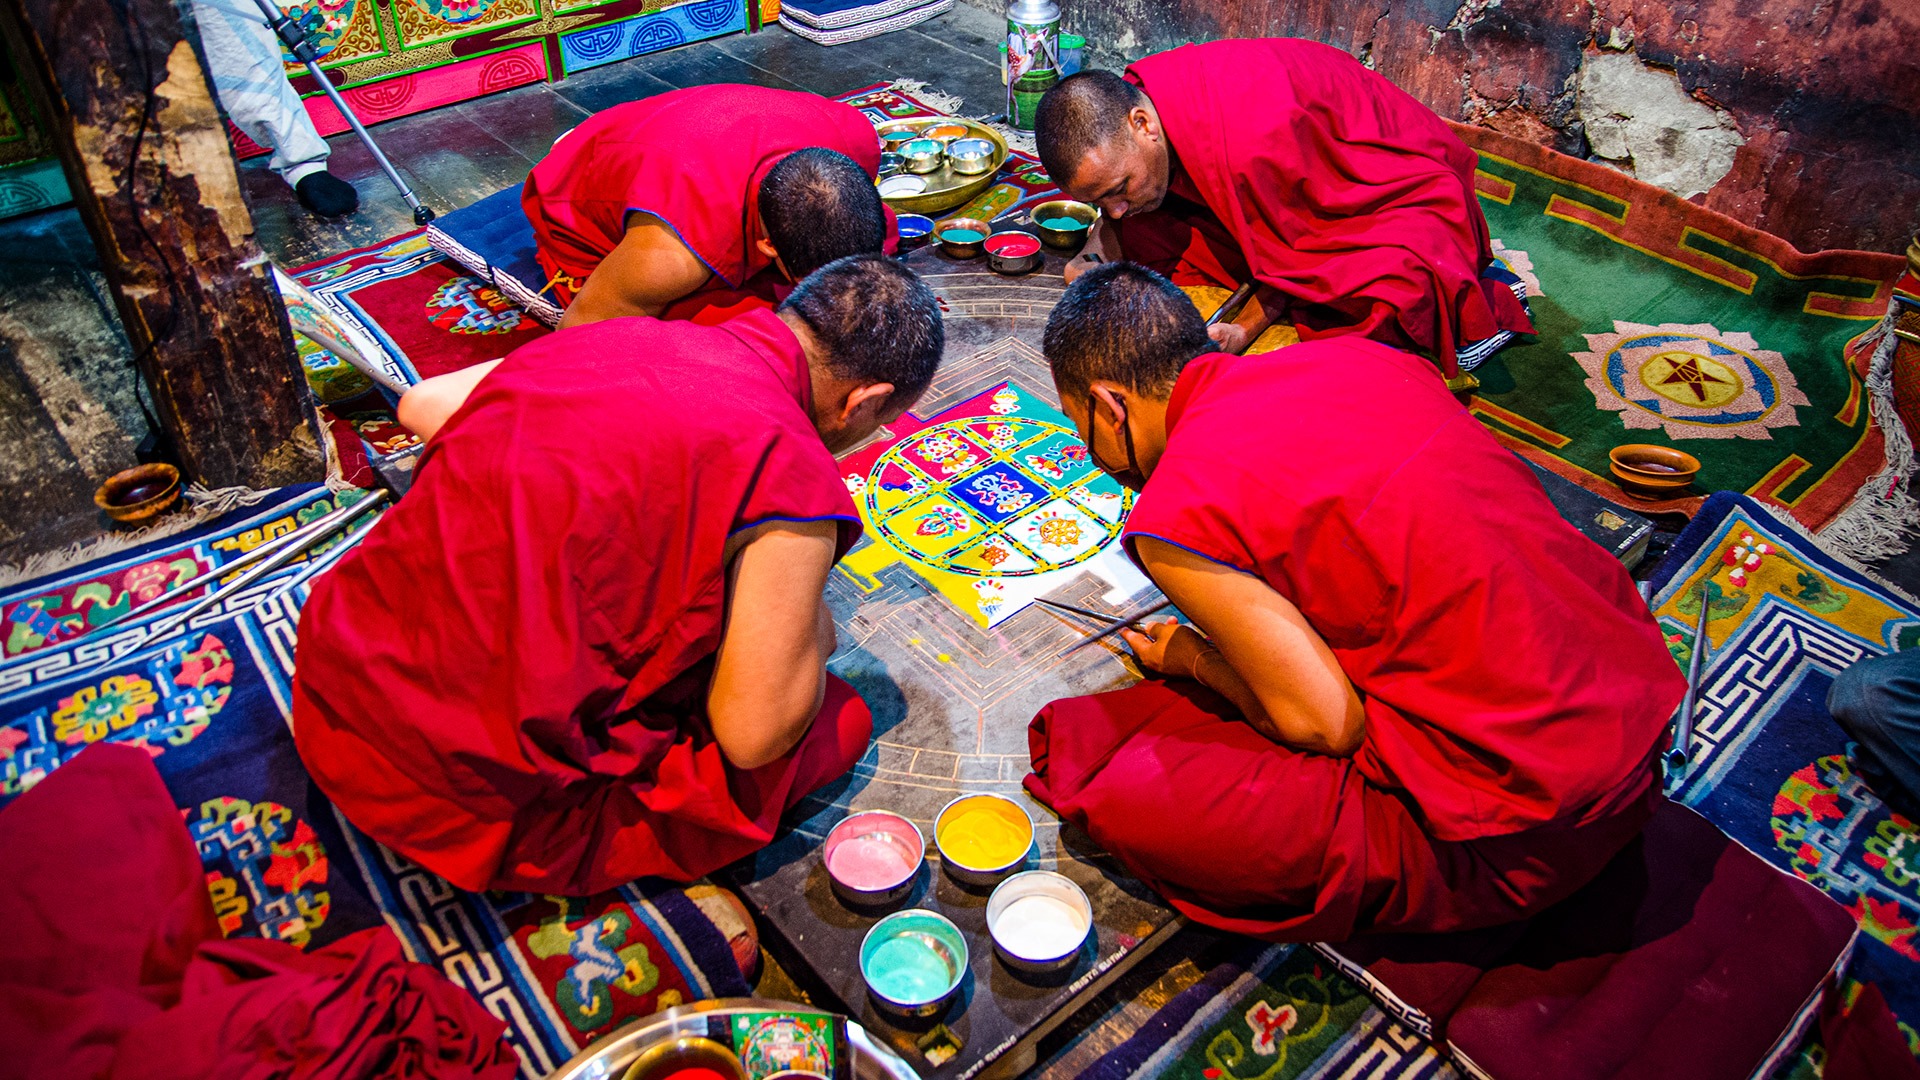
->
1063;252;1103;284
1119;618;1214;678
1207;321;1251;354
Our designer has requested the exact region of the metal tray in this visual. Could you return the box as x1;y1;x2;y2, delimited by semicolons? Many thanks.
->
874;118;1010;217
548;998;920;1080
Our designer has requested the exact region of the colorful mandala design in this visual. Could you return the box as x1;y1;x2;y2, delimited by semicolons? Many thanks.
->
2;633;234;797
1573;320;1810;440
426;275;523;335
863;413;1131;579
1773;753;1920;959
190;796;331;948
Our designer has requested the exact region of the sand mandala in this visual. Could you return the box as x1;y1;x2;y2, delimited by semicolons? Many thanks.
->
838;382;1149;628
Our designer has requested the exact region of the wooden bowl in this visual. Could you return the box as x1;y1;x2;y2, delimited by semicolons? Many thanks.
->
94;463;181;525
1608;444;1701;499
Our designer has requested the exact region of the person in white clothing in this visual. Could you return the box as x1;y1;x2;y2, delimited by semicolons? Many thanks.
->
190;0;359;216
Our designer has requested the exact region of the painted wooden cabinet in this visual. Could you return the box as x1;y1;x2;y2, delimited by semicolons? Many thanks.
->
230;0;750;157
0;35;70;219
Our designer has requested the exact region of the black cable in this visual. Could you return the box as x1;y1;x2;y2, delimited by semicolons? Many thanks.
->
111;0;182;452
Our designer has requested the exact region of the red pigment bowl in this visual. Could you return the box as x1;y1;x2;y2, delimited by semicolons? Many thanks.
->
823;810;924;909
984;231;1043;275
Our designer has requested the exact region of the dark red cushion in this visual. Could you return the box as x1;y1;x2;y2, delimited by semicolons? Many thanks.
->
1330;800;1856;1080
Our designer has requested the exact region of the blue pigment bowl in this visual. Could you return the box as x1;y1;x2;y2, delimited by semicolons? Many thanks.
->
895;213;936;253
859;908;969;1016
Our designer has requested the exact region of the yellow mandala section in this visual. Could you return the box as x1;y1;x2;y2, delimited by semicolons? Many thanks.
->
1638;350;1746;409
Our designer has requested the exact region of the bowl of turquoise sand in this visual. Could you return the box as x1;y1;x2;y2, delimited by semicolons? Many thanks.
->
1032;199;1098;251
859;908;969;1016
933;217;992;259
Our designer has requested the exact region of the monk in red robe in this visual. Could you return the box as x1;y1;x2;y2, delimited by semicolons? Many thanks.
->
1027;263;1681;941
291;256;944;895
1033;41;1532;375
398;85;891;439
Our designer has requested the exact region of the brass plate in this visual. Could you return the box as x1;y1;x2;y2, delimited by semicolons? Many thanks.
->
874;118;1010;217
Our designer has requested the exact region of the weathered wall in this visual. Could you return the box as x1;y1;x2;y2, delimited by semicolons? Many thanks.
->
969;0;1920;255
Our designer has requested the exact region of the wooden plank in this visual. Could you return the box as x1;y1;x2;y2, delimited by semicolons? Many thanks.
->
2;0;320;488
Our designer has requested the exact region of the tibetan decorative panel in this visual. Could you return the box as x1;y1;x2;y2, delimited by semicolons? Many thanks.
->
389;0;541;51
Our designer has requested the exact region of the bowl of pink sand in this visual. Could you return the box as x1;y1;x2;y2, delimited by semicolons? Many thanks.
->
823;809;925;909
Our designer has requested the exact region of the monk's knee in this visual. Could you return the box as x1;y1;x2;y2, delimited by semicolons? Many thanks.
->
395;382;445;440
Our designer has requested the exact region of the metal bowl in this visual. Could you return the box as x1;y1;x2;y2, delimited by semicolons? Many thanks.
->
549;999;918;1080
872;120;1009;216
895;213;936;253
946;137;996;175
899;138;945;174
1031;199;1099;250
823;809;924;909
984;230;1043;275
922;122;971;144
933;792;1034;886
859;908;969;1017
877;174;929;199
879;127;924;151
619;1037;745;1080
878;151;908;175
933;217;992;260
986;870;1093;976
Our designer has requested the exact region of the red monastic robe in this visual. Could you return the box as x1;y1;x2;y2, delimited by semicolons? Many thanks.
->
522;84;887;311
0;744;516;1080
1117;39;1533;375
292;309;872;895
1026;339;1683;941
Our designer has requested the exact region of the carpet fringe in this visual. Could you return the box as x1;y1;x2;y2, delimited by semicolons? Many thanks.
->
0;484;275;591
1815;318;1920;563
885;78;1037;156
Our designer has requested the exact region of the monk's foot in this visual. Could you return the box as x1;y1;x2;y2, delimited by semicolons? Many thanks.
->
296;171;360;218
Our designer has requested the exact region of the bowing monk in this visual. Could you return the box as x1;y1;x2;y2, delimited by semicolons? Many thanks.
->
1026;264;1681;941
292;255;944;895
398;84;890;438
1034;40;1532;374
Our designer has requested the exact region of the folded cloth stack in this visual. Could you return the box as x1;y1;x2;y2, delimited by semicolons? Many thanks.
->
0;743;519;1080
777;0;954;45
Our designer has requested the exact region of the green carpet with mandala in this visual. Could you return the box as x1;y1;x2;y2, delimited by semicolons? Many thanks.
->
1455;124;1903;531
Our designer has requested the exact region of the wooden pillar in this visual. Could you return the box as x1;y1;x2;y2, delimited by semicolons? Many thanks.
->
2;0;320;488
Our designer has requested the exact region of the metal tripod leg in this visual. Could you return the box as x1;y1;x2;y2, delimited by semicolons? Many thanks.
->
244;0;435;225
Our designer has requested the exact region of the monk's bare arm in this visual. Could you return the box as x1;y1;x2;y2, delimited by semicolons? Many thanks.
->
1130;536;1366;756
396;358;502;441
559;214;715;329
1210;284;1287;355
1064;217;1124;284
707;519;841;770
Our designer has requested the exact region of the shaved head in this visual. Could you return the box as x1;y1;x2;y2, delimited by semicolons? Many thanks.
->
1043;261;1212;402
1035;71;1143;185
760;147;888;279
1034;71;1170;220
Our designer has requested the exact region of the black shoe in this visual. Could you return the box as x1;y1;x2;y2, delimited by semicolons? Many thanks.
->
295;171;360;217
